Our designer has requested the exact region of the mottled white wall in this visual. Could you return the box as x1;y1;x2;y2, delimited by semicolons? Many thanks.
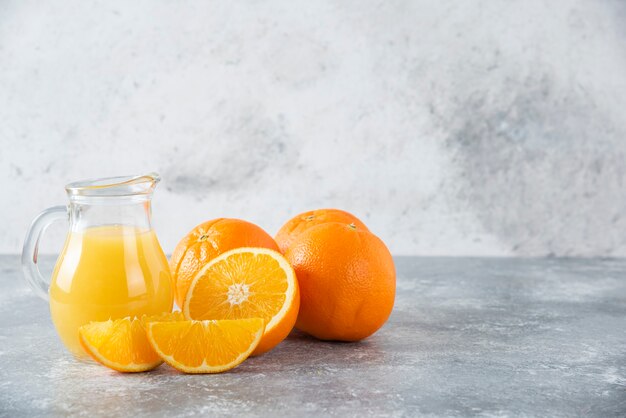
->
1;0;625;256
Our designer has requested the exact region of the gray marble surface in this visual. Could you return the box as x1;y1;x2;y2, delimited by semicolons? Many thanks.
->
1;255;625;417
2;1;626;257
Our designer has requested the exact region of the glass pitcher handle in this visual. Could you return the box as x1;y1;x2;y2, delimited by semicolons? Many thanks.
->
21;206;68;301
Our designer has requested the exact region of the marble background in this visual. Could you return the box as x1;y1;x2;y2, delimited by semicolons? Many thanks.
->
1;0;625;256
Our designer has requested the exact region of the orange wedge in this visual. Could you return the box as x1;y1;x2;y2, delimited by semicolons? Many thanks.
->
146;318;265;373
182;247;299;355
79;312;184;372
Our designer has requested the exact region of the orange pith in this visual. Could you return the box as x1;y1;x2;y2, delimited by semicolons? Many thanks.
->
183;247;299;355
78;312;184;372
146;318;265;373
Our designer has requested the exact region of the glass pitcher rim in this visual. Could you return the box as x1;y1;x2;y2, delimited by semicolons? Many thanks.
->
65;172;160;200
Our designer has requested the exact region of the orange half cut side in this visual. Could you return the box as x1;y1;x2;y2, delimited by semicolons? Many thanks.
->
182;247;299;355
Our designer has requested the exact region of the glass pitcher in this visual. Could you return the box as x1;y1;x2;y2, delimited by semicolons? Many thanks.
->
21;173;173;358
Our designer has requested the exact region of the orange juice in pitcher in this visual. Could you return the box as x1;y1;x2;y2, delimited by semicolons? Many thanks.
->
22;174;173;358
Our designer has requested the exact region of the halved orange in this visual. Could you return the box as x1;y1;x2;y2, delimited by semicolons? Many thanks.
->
182;247;299;355
146;318;265;373
79;312;184;372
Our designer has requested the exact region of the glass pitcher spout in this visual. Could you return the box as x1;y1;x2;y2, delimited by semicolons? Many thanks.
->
65;172;160;201
65;173;161;233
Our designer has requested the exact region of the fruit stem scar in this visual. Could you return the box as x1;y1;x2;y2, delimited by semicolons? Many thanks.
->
348;223;356;230
305;215;315;221
196;228;210;242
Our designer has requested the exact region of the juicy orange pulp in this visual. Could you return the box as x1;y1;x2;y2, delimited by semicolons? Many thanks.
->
183;247;299;355
147;318;265;373
79;312;184;372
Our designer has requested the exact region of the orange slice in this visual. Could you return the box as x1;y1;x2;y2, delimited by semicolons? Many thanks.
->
79;312;184;373
146;318;265;373
182;247;299;355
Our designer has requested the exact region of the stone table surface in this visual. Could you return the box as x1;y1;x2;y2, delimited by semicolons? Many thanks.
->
1;255;625;417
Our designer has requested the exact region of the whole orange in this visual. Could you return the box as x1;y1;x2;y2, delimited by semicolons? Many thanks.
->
275;208;369;253
285;222;395;341
170;218;279;307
